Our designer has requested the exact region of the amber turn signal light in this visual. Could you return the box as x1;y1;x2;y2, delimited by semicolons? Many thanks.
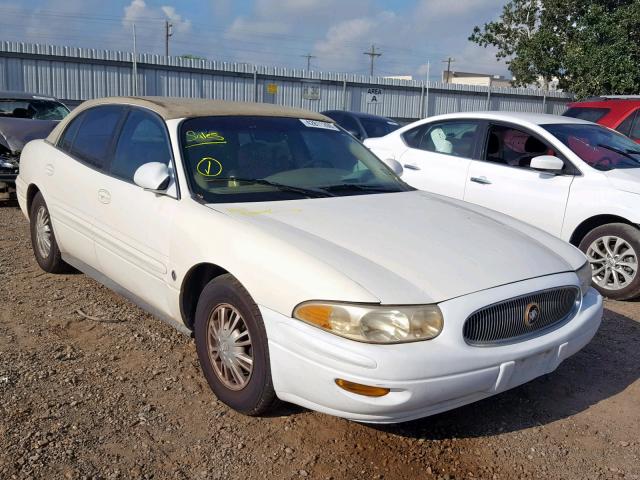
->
335;378;390;397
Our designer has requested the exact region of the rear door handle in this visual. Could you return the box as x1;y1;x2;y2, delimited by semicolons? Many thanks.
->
404;164;421;171
97;189;111;204
470;176;491;185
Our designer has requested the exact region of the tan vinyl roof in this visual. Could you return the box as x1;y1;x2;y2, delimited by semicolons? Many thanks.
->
47;96;333;143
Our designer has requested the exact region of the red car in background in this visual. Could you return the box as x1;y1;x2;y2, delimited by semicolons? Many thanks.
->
564;96;640;143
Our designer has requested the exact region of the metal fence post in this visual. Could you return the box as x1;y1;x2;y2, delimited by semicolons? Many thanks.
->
419;82;425;118
342;78;347;110
253;68;258;103
486;86;492;110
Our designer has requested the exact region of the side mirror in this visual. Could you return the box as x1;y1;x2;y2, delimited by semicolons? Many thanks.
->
530;155;564;172
133;162;170;192
382;158;404;177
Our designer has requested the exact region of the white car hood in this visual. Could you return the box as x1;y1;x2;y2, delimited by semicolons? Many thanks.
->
209;191;584;304
605;168;640;195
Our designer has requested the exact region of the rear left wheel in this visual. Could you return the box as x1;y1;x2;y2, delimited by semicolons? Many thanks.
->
29;192;71;273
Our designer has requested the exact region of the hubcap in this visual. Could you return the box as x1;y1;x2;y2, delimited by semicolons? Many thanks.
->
35;206;52;259
587;235;638;291
206;304;253;390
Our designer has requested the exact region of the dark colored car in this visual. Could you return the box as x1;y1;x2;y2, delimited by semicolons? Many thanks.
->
321;110;401;141
0;92;70;199
564;96;640;143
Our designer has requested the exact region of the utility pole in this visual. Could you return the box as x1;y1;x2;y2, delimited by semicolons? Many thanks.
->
132;23;138;95
442;57;455;83
301;53;316;71
165;20;173;57
363;44;382;77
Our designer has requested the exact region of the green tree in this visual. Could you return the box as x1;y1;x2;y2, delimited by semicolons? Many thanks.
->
470;0;640;97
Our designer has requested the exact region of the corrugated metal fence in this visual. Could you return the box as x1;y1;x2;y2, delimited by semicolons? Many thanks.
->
0;41;574;120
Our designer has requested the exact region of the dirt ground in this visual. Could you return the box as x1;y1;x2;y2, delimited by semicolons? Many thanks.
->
0;201;639;480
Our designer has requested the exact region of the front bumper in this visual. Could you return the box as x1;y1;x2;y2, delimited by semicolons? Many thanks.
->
261;272;602;423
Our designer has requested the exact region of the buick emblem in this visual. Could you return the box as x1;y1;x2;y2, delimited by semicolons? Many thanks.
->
524;303;541;327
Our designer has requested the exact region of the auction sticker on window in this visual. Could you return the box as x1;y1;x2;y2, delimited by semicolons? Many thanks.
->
299;119;339;130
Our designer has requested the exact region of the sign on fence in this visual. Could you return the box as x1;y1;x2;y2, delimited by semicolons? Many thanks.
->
366;88;383;104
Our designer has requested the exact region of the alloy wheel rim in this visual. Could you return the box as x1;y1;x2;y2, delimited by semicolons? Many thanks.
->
587;235;638;291
206;303;253;390
35;206;52;259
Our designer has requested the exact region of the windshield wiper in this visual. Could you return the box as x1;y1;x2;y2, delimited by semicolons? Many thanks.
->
321;183;402;193
204;177;334;198
597;144;640;161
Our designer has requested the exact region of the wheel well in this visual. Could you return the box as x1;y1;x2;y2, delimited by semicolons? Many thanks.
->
569;215;636;247
180;263;229;330
26;184;40;217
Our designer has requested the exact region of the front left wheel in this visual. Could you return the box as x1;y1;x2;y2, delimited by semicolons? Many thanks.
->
194;274;278;415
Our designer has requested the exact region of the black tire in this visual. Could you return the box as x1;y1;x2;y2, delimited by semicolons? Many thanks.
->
194;274;278;415
578;223;640;300
29;192;71;274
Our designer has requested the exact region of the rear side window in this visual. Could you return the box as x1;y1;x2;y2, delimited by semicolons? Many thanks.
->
404;121;480;158
58;114;83;153
616;111;636;136
563;107;609;123
111;109;172;182
70;106;124;170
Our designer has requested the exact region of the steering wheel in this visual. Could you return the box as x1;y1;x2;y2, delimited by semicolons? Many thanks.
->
299;158;334;169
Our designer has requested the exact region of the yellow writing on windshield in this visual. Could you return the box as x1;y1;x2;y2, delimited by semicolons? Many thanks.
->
186;130;227;148
196;157;223;177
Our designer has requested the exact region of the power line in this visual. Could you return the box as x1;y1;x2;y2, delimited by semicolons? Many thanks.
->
363;44;382;77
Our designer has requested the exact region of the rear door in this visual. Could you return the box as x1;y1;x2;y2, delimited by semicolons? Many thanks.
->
464;122;575;236
46;106;126;268
93;107;179;316
398;120;482;199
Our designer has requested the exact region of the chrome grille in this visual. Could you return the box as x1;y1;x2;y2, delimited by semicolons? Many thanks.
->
463;287;580;346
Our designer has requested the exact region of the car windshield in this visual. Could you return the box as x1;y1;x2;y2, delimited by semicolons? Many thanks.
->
180;116;412;203
0;99;70;120
360;117;401;138
543;123;640;171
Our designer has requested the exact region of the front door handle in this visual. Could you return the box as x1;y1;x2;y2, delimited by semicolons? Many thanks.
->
404;164;421;171
97;189;111;204
470;176;491;185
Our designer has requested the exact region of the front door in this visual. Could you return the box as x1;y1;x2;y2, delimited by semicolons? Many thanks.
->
464;123;575;236
93;107;178;317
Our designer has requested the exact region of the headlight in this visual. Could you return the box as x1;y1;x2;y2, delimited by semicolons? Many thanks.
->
293;302;444;343
577;262;592;296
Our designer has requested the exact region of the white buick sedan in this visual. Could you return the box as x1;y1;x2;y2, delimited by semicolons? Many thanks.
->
16;98;602;423
365;112;640;300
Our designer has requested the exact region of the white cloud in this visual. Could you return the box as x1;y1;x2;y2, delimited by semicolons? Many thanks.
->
122;0;191;33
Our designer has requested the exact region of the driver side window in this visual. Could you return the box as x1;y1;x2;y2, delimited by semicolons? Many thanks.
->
111;108;172;183
484;124;555;169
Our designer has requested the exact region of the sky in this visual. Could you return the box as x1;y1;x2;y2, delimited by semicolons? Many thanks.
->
0;0;509;80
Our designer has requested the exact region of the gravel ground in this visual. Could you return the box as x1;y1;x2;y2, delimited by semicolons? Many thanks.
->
0;202;639;480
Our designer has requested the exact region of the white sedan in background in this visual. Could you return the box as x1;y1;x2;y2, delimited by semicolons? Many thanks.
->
17;98;601;423
365;112;640;300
